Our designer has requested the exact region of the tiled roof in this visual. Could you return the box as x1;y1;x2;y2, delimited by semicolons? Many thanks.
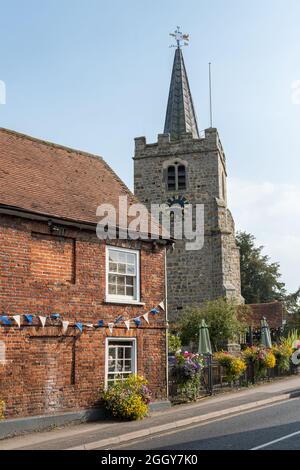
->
0;128;163;238
244;302;285;329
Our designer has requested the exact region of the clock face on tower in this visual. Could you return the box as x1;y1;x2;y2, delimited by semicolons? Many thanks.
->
167;196;188;208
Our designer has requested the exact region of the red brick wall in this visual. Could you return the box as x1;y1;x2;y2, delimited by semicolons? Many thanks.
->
0;214;167;419
30;233;75;283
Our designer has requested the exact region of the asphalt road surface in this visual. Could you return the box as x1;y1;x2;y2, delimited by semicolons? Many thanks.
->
107;397;300;450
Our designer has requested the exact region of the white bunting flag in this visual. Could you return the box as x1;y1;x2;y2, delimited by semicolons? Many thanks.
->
62;321;69;334
39;316;47;328
13;315;21;328
85;323;94;329
159;301;165;311
143;312;150;324
124;320;131;331
108;323;114;334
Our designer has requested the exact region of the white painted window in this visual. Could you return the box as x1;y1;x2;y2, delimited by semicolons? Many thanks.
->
106;246;140;303
105;338;136;386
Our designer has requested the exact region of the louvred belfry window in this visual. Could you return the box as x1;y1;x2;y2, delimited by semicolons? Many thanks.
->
167;163;187;191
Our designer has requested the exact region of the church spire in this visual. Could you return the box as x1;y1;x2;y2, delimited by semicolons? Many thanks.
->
164;28;200;140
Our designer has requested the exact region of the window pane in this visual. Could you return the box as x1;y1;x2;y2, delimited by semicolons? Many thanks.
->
126;276;134;286
117;276;125;286
125;347;132;358
117;285;125;295
108;348;116;359
108;284;117;294
109;262;118;272
126;264;135;275
127;253;136;264
118;348;124;359
124;360;132;371
108;274;117;283
118;252;126;263
117;263;126;274
126;286;134;296
109;251;119;262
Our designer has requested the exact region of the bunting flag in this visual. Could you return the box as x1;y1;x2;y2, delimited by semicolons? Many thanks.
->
159;301;165;311
143;312;150;324
134;317;142;328
85;323;94;329
39;316;47;328
13;315;21;328
75;322;83;334
98;320;104;327
51;314;60;320
0;316;12;326
114;315;123;324
62;321;69;334
124;320;131;330
108;323;114;334
24;314;33;324
150;308;159;315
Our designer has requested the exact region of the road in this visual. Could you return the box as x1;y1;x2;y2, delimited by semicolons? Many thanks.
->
106;397;300;450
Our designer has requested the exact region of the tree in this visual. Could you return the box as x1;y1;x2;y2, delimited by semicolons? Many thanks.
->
236;231;286;304
177;298;247;351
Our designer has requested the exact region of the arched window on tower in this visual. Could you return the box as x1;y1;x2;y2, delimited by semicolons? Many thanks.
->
167;163;187;191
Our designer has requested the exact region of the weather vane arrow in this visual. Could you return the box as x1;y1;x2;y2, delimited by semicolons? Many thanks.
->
169;26;190;48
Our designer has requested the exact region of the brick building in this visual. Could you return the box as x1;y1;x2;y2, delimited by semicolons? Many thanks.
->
0;128;168;420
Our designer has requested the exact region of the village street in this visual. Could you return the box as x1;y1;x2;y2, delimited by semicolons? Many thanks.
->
112;396;300;451
1;377;300;450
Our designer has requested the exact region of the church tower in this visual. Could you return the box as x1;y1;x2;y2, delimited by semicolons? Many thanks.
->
134;29;243;320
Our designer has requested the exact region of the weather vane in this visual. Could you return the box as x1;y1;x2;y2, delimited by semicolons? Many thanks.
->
169;26;189;48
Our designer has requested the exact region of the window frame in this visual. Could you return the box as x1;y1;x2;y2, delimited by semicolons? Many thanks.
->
105;337;137;388
105;246;140;304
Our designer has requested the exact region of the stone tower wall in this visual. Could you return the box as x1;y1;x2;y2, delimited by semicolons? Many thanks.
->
134;128;242;320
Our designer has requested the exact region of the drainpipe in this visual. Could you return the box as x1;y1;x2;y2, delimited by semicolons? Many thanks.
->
164;246;169;399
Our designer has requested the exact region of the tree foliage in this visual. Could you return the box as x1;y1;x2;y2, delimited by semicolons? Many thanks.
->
177;298;247;351
236;231;286;304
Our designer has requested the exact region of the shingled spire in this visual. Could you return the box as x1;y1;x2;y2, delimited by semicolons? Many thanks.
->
164;30;199;140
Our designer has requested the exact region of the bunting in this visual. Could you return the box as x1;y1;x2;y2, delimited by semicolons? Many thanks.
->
39;316;47;328
0;298;166;334
62;321;69;334
143;312;150;324
13;315;21;328
75;322;83;334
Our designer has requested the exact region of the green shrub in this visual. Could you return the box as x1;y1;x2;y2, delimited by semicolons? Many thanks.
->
168;333;182;354
177;298;247;351
102;375;151;421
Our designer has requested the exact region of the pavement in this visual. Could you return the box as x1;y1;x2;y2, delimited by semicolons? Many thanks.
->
1;375;300;450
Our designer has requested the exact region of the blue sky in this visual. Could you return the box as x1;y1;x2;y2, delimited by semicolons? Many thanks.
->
1;0;300;292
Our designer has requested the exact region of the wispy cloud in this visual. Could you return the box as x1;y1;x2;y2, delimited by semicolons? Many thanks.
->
228;177;300;293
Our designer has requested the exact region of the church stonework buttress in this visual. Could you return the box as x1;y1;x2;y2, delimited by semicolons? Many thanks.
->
134;31;242;320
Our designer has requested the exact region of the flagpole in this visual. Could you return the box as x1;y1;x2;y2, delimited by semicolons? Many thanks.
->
209;62;213;128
